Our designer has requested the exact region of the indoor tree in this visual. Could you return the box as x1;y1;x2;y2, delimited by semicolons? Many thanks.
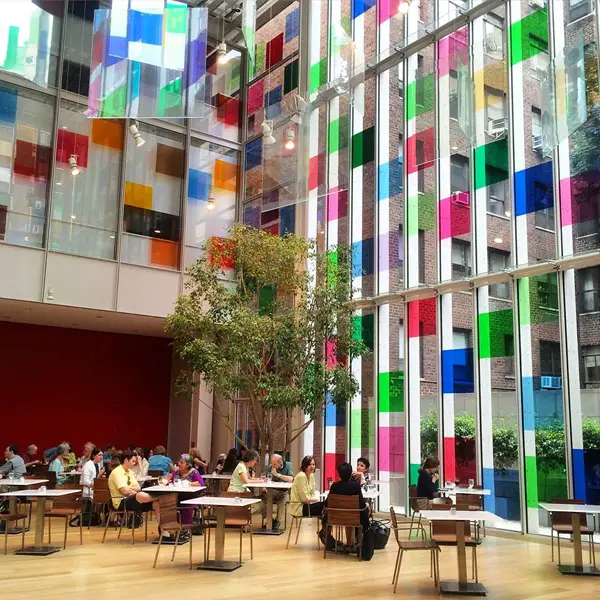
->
166;224;369;472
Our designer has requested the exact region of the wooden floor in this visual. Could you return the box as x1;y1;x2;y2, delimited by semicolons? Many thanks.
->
0;514;598;600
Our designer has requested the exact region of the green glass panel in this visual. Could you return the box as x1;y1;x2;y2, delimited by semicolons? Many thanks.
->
509;8;548;66
284;60;299;94
379;371;405;413
351;408;375;449
518;278;531;326
351;126;375;168
165;5;187;33
255;42;266;75
474;138;509;190
406;73;435;120
99;85;127;118
525;455;539;508
310;57;328;94
528;273;559;324
341;15;351;37
328;115;349;154
410;463;420;486
478;309;514;359
352;313;374;350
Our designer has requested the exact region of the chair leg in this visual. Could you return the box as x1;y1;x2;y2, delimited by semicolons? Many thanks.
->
551;528;554;562
249;526;254;559
435;551;440;587
430;547;433;578
315;517;320;550
4;521;7;556
80;511;83;545
102;510;111;543
189;528;193;570
153;532;163;568
286;517;294;549
393;549;404;593
239;527;243;563
557;533;561;565
323;525;329;559
408;514;415;539
21;516;26;550
473;546;478;583
48;518;51;544
393;546;401;585
28;503;33;530
118;511;125;540
131;513;136;545
63;517;68;549
357;528;362;562
144;513;148;542
171;531;181;562
295;515;302;545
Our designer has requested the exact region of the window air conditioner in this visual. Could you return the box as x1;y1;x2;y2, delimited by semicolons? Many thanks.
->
529;0;545;8
532;135;543;151
488;118;507;136
540;376;562;389
451;191;470;206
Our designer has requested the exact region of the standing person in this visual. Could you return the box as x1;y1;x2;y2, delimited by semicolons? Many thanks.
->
24;445;41;471
264;454;294;530
131;448;149;478
81;447;104;500
289;455;323;517
416;456;440;500
222;448;239;474
147;445;172;476
49;444;69;485
0;445;26;479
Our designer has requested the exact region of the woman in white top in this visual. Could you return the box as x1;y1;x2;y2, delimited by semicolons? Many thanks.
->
289;455;323;517
80;447;105;499
131;448;149;479
228;449;262;492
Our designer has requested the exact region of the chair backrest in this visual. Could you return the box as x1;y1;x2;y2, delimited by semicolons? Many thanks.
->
157;493;180;527
93;477;112;504
389;506;401;543
45;470;57;490
220;491;252;521
429;503;470;538
326;494;362;527
432;496;452;505
148;470;163;478
455;493;482;509
23;475;44;490
409;485;430;512
52;487;83;510
550;498;585;526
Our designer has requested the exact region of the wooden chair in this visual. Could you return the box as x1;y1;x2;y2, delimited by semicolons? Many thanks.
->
390;507;440;593
550;498;596;566
20;475;45;529
45;471;57;490
204;491;253;562
323;494;367;561
148;470;163;478
0;502;27;555
428;503;481;581
285;502;321;550
404;485;429;539
153;493;195;569
45;484;83;549
96;478;148;544
456;485;485;537
85;476;109;530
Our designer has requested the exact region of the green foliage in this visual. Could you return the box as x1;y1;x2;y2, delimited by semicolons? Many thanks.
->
166;224;370;455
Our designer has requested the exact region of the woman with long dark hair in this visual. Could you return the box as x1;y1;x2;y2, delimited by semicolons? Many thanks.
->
416;456;440;499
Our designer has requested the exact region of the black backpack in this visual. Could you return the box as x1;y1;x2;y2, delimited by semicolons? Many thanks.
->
371;519;391;549
360;526;375;560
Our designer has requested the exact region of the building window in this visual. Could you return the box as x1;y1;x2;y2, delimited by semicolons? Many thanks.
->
416;55;425;106
487;180;506;215
449;72;458;120
484;14;504;61
531;45;550;79
532;107;542;145
580;267;600;313
569;0;593;22
488;250;510;298
538;273;559;310
452;239;472;280
453;328;471;348
416;139;425;193
505;335;515;376
450;154;469;193
418;229;425;283
534;181;554;230
398;223;404;273
540;341;562;377
582;346;600;386
485;88;506;133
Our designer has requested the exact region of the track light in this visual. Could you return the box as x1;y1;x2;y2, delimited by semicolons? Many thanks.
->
129;122;146;147
207;192;215;210
69;154;80;176
290;95;308;124
261;120;276;145
398;0;411;14
216;41;228;65
284;127;295;150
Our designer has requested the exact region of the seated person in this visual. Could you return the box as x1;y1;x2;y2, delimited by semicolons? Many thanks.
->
189;448;208;475
261;453;294;530
131;448;149;478
228;449;266;516
108;451;157;516
78;442;95;467
324;462;370;549
290;455;323;518
24;445;41;472
49;444;70;485
165;454;205;534
213;453;227;474
0;445;26;479
416;456;440;500
354;457;371;487
221;448;239;474
147;445;173;476
60;441;77;468
81;447;105;501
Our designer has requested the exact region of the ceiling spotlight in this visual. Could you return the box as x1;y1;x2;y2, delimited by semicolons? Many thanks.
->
216;41;229;65
69;154;80;176
129;121;146;147
261;120;276;145
398;0;411;14
207;192;216;210
284;127;296;150
290;95;308;124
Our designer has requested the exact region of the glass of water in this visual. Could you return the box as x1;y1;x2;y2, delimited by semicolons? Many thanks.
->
7;472;14;481
468;479;474;489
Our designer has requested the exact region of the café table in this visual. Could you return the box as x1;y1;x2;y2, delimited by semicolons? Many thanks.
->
439;487;491;498
0;478;48;534
144;484;206;545
181;496;261;571
203;474;232;494
245;481;293;535
0;489;78;555
320;489;380;500
539;502;600;576
137;475;158;483
420;510;505;596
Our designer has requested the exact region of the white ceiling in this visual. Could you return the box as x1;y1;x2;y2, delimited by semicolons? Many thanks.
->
0;298;171;338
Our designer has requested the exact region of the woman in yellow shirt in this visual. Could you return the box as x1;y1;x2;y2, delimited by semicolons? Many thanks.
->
289;456;324;517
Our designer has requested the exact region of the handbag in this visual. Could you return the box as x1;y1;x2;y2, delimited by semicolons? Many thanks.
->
370;519;391;550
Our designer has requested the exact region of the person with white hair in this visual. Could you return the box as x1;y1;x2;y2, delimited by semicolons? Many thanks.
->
264;453;294;530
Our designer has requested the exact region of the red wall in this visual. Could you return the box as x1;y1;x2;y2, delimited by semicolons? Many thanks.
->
0;321;172;457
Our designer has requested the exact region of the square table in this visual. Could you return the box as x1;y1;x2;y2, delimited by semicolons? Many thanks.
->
439;488;491;497
245;481;293;535
137;475;158;483
0;479;48;534
320;489;380;500
202;474;232;494
539;502;600;576
420;510;505;596
181;496;261;571
0;489;78;555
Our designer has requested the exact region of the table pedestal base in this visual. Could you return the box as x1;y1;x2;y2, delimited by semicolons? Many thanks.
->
16;545;61;556
558;565;600;576
439;581;487;596
196;560;242;572
150;536;189;546
254;528;284;536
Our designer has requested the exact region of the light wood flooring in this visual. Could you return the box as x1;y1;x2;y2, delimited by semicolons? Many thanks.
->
0;514;598;600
